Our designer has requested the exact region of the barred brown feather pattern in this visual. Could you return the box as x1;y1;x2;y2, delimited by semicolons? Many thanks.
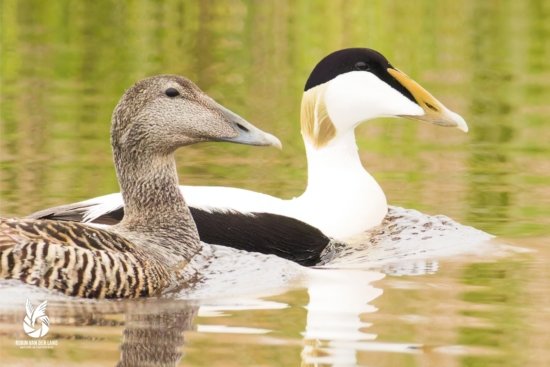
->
0;218;169;298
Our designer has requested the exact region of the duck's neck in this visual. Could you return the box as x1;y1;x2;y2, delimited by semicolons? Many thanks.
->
299;130;388;238
113;146;201;261
304;131;366;188
299;87;379;197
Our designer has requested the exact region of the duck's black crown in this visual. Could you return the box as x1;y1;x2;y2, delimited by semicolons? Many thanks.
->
304;48;416;104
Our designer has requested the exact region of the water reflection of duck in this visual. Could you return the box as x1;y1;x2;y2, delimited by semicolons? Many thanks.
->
0;75;281;298
29;48;468;260
117;302;198;367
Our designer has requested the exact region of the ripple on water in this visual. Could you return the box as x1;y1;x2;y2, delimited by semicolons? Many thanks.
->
321;206;511;274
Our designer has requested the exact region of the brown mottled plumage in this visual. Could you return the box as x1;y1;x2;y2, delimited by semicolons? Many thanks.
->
0;218;168;298
0;75;279;298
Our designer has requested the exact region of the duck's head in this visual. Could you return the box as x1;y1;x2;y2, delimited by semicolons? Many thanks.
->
301;48;468;148
111;75;281;154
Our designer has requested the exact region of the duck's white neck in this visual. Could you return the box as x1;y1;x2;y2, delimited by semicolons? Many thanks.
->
305;130;364;187
298;130;388;239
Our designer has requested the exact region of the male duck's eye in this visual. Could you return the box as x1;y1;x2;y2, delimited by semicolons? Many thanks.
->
165;88;180;97
355;61;370;71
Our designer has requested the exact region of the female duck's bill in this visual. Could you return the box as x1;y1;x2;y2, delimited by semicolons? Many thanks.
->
0;75;284;299
211;102;282;148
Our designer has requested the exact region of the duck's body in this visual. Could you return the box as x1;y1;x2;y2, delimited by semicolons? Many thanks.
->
29;48;468;260
0;75;283;298
30;193;333;266
0;218;169;298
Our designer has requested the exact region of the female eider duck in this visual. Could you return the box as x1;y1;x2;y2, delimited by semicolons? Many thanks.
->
29;48;468;258
0;75;285;298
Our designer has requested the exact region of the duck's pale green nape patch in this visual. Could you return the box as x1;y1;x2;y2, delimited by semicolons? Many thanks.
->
300;85;336;149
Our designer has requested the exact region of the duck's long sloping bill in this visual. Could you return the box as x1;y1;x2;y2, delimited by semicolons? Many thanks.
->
214;101;282;148
388;68;469;132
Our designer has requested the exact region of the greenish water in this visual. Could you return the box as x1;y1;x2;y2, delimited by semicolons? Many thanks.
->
1;1;549;366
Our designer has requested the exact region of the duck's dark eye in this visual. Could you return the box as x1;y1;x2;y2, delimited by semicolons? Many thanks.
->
165;88;180;97
355;61;370;71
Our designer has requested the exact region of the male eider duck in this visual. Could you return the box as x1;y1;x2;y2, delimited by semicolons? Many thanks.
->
0;75;285;298
29;48;468;256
